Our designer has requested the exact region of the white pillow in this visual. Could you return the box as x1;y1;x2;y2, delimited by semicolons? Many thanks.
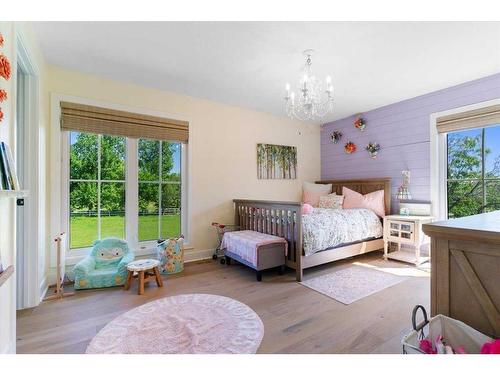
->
302;182;333;207
319;194;344;209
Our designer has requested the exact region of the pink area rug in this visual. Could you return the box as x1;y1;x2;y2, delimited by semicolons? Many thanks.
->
301;265;408;305
86;294;264;354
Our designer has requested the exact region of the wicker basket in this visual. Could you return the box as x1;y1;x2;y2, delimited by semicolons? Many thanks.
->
402;305;492;354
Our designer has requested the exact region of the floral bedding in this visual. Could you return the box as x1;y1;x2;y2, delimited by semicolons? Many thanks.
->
302;208;383;256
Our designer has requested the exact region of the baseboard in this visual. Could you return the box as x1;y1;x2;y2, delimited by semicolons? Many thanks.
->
184;248;215;263
1;340;16;354
39;275;49;302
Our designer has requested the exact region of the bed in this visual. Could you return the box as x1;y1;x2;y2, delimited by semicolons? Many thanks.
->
233;178;391;281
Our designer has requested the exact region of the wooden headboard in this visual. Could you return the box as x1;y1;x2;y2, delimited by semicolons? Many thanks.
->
316;178;392;215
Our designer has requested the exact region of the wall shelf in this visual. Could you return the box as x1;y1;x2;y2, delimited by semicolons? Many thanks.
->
0;265;14;288
0;190;28;199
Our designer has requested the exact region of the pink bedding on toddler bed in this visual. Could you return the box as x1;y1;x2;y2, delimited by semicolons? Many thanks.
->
220;230;288;267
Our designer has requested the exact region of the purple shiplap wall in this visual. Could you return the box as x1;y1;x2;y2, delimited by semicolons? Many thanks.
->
321;73;500;213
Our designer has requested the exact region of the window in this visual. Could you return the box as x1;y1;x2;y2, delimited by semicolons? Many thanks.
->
66;132;185;250
446;124;500;218
69;132;126;248
138;139;182;241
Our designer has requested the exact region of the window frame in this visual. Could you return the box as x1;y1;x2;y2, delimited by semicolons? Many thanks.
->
430;98;500;221
446;126;500;218
57;119;190;265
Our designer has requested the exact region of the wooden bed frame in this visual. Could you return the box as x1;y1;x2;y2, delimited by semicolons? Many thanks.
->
233;178;391;281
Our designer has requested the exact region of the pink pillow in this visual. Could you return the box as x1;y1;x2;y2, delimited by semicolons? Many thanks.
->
301;203;314;215
303;190;326;207
342;187;385;217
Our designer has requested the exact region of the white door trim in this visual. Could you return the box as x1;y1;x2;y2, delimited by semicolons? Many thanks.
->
15;28;41;308
429;98;500;221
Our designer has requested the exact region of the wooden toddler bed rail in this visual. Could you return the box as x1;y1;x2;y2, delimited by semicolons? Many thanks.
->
233;178;391;281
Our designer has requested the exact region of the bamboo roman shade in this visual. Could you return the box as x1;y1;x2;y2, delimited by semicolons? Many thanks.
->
60;101;189;142
436;104;500;134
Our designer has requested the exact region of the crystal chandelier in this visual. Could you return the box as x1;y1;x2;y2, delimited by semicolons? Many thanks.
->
284;49;334;121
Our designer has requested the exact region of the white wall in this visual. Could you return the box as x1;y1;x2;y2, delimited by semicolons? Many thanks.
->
0;21;48;353
47;66;320;259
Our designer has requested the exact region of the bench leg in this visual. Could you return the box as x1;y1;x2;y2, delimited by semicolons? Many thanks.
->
124;270;133;290
256;270;262;282
296;267;303;282
278;265;285;275
138;271;145;295
153;267;163;287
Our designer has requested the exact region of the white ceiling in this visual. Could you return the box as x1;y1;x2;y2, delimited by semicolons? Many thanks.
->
31;22;500;122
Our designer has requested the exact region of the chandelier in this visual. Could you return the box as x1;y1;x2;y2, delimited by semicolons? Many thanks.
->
284;49;334;121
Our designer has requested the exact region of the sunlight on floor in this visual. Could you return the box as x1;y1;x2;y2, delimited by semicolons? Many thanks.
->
352;260;431;278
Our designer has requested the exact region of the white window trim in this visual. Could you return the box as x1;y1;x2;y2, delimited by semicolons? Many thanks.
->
429;98;500;221
50;93;192;267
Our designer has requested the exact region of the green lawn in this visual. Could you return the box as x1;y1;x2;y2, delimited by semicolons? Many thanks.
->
70;214;180;249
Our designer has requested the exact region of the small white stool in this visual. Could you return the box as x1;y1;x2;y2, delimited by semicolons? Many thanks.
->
125;259;163;295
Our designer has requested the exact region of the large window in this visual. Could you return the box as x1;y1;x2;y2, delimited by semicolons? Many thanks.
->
68;132;184;250
447;124;500;218
138;139;182;241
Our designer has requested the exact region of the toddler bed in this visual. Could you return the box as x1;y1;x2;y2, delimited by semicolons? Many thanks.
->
233;178;391;281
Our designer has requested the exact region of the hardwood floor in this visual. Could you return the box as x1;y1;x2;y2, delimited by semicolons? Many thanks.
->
16;251;430;354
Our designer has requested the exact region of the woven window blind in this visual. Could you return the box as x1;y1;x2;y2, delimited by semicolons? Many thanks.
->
436;104;500;134
60;101;189;142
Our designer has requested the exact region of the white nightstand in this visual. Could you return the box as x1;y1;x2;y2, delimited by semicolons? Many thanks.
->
383;215;434;266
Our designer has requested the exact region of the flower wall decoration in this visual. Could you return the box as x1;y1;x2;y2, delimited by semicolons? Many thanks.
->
330;130;342;144
0;89;7;103
365;142;381;159
354;116;366;131
0;54;11;81
344;141;357;154
0;33;4;47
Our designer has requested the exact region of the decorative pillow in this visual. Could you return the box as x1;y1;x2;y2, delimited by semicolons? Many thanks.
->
319;194;344;209
342;187;385;217
301;203;314;215
302;182;332;207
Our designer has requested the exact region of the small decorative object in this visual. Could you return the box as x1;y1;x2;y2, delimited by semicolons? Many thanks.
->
0;89;6;102
0;33;4;47
0;142;20;190
400;207;410;216
354;116;366;131
157;235;185;274
330;130;342;144
0;107;3;123
344;141;357;154
365;142;381;158
257;143;297;179
397;170;412;200
0;53;11;81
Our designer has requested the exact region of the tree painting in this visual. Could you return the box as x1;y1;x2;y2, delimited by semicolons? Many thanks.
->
257;143;297;179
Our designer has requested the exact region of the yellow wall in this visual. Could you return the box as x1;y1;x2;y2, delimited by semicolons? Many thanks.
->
0;21;48;353
47;66;321;253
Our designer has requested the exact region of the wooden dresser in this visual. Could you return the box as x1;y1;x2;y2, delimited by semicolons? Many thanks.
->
422;211;500;338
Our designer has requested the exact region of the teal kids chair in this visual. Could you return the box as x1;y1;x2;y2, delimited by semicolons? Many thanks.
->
73;238;134;290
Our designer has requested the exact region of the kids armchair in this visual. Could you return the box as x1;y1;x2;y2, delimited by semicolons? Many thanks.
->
73;238;134;290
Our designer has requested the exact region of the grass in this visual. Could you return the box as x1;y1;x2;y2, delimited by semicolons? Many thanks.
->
70;214;181;249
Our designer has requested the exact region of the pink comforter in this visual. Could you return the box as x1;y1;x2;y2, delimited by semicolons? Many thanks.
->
220;230;288;267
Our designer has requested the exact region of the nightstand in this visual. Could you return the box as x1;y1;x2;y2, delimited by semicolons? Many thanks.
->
383;215;434;266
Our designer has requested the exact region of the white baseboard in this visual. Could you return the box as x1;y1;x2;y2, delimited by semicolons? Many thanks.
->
39;275;49;302
45;247;216;286
184;248;215;263
1;340;16;354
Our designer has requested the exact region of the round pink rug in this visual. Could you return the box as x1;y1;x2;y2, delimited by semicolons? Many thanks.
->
86;294;264;354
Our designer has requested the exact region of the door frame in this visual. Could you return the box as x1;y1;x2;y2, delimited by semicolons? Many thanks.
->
15;29;41;309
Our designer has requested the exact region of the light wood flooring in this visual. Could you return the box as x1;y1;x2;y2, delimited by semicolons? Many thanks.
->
16;251;430;354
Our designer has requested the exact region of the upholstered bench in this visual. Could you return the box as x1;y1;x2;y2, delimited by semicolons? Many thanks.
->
220;230;287;281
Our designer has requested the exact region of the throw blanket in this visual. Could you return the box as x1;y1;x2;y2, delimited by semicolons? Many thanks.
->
221;230;288;267
302;208;383;256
